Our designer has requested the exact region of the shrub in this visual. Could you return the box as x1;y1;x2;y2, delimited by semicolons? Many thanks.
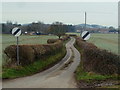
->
47;35;69;44
75;37;120;75
4;39;63;67
19;45;35;65
30;45;46;59
69;34;77;37
60;35;70;41
4;45;17;59
47;39;58;44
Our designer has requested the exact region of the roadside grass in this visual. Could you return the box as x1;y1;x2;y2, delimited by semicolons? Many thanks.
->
2;46;66;79
75;64;118;83
75;44;119;83
100;85;120;88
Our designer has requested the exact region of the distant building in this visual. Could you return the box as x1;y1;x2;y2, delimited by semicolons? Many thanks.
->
76;30;81;33
29;31;36;35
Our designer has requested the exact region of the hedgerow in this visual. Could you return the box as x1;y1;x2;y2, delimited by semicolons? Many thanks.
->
4;36;69;67
75;37;120;75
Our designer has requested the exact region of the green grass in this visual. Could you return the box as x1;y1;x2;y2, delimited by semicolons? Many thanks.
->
100;85;120;88
2;34;58;50
88;34;118;54
67;33;118;54
2;46;66;79
75;64;118;82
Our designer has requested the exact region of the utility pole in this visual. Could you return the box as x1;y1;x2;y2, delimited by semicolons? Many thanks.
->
81;12;87;34
85;12;87;31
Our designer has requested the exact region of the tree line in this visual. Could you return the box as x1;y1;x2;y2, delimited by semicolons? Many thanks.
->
1;21;75;38
1;21;75;33
1;21;118;38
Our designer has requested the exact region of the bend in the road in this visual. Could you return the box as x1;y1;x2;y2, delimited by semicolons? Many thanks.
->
3;37;80;88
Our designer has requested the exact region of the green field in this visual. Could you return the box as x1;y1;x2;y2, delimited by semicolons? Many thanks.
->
1;33;118;66
88;34;118;54
67;33;118;54
2;34;58;51
2;33;118;54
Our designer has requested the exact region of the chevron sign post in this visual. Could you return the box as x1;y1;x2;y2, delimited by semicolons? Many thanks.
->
12;27;22;65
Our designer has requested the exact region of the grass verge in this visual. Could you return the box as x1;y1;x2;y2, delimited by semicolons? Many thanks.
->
75;64;118;82
2;46;66;79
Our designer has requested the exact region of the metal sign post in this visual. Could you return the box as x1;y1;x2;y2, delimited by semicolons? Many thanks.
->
17;37;19;65
12;27;21;65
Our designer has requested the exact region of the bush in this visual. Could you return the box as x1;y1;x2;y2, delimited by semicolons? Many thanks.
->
2;46;66;79
47;39;58;44
4;40;63;67
31;45;46;59
75;37;120;75
69;34;77;37
47;35;69;44
19;45;35;65
60;35;70;41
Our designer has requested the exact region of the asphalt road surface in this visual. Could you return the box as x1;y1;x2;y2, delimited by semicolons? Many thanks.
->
3;37;80;88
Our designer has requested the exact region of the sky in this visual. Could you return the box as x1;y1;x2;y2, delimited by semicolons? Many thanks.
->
1;2;118;28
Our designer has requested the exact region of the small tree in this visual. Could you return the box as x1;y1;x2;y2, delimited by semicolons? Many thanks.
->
48;22;67;39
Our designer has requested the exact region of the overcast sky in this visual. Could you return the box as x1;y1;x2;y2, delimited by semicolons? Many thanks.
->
2;2;118;27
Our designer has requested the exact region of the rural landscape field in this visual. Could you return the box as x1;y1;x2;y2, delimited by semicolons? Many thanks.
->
1;1;119;89
2;33;119;88
89;34;118;54
67;33;118;54
2;33;118;64
2;34;57;50
2;33;118;53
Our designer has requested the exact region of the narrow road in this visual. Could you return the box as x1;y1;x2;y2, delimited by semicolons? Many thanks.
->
3;37;80;88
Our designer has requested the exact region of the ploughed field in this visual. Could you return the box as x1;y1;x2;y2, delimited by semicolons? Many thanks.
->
67;33;118;54
1;34;58;65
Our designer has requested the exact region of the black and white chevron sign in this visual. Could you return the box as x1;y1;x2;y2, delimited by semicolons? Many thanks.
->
12;27;21;37
81;31;91;40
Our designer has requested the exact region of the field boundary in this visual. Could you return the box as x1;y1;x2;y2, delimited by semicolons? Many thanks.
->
74;37;120;88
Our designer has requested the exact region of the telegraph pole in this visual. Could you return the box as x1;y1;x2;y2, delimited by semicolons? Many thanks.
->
85;12;87;31
81;12;87;34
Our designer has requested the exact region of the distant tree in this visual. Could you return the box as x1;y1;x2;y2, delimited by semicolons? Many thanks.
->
48;22;67;39
6;21;12;25
26;21;48;33
109;26;118;33
2;21;21;34
109;26;115;31
66;25;75;32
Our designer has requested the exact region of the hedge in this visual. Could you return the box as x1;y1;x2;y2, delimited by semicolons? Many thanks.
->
4;39;63;67
75;37;120;75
